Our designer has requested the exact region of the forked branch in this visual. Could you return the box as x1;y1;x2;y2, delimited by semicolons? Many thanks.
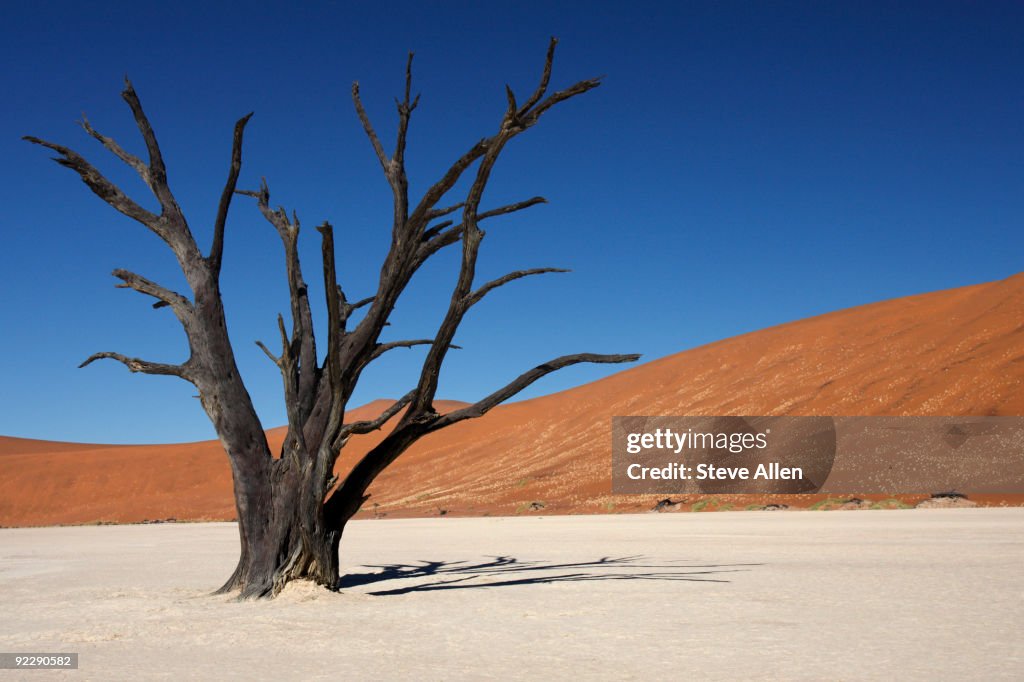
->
343;296;375;317
237;179;320;423
407;38;596;226
22;135;162;231
517;37;558;114
419;197;548;258
25;79;206;271
79;115;150;182
120;79;182;221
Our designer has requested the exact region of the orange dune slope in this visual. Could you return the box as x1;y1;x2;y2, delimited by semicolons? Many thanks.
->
2;274;1022;526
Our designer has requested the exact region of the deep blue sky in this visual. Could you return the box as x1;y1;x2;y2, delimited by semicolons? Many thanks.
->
2;1;1022;443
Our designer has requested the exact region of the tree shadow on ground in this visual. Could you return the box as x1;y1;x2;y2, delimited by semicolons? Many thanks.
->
338;555;761;595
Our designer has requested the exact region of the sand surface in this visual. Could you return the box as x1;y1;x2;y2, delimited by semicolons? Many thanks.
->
2;510;1021;680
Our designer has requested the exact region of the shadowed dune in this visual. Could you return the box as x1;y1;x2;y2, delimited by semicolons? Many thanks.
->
3;274;1023;526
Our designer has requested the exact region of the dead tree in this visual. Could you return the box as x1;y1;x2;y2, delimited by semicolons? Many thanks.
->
25;39;638;599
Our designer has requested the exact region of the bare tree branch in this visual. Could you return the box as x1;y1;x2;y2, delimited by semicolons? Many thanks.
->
79;115;149;182
407;139;490;226
467;268;569;308
22;135;162;230
518;37;558;115
238;178;290;237
351;82;389;173
317;221;347;441
79;351;192;379
344;296;375;315
393;52;420;168
408;49;598;226
421;220;454;242
420;197;547;257
426;202;464;220
430;353;641;430
479;196;547;221
504;84;518;119
209;113;254;277
120;78;182;221
237;179;320;423
112;268;192;316
26;80;203;270
337;390;417;440
524;76;603;122
276;314;291;359
404;50;604;416
370;339;462;361
255;340;281;366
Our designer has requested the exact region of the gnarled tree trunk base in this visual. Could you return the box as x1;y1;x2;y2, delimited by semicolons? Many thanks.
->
215;461;351;600
216;520;346;600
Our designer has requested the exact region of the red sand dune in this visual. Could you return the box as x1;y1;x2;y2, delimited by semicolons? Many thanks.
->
2;274;1023;526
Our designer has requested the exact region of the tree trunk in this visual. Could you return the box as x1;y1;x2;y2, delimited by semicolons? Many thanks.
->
216;453;348;599
217;424;424;599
